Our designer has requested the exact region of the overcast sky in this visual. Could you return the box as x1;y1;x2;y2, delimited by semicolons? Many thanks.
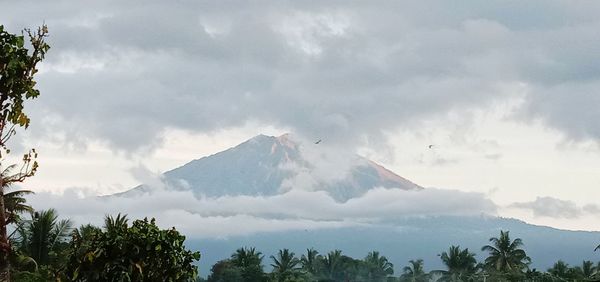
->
2;0;600;231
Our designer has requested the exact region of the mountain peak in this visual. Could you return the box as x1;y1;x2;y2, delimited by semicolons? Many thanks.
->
275;133;295;146
123;134;422;201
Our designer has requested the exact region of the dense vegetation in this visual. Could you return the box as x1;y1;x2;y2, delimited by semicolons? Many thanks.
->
7;206;600;282
10;211;200;281
0;23;48;280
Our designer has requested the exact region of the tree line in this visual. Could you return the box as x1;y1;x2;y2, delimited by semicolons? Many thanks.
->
7;205;600;281
202;231;600;282
9;210;199;281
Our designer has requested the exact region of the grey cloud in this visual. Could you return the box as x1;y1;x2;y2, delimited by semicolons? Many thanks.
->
583;204;600;214
521;83;600;142
2;1;600;152
510;196;600;219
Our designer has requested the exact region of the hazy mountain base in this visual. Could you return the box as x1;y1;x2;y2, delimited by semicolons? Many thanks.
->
190;216;600;277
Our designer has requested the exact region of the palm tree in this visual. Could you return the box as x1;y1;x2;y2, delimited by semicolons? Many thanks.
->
15;209;72;266
323;250;343;279
74;224;101;239
1;165;35;228
232;247;266;281
401;259;428;282
232;247;263;268
438;245;477;281
103;213;128;233
481;230;530;273
364;251;394;281
69;223;102;264
270;249;300;282
581;260;595;279
300;248;321;275
548;260;570;279
4;189;33;226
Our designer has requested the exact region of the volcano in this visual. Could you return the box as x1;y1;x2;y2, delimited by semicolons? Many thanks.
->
121;134;421;201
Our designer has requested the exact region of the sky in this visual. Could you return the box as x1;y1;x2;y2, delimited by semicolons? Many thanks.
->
1;0;600;232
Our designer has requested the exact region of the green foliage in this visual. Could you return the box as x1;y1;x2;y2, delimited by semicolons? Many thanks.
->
14;209;73;267
202;241;600;282
548;260;572;280
207;260;243;282
270;249;300;282
300;248;321;276
208;247;267;282
581;260;596;279
66;217;200;282
363;251;394;281
481;230;530;274
437;245;477;281
0;24;49;279
0;25;49;131
12;264;66;282
400;259;428;282
322;250;342;280
3;189;33;225
103;213;128;234
74;224;102;241
231;247;267;282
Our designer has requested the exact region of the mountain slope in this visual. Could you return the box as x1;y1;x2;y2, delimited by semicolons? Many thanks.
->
191;216;600;276
123;134;421;201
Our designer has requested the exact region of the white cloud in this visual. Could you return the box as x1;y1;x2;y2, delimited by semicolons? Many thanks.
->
26;186;495;238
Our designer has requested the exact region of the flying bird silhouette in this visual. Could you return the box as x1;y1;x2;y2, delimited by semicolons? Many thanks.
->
315;139;322;144
428;145;434;149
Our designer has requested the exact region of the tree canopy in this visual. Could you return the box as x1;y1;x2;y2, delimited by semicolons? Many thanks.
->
482;230;530;273
0;24;49;281
66;217;200;282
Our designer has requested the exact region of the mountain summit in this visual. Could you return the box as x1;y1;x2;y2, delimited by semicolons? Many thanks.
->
123;134;421;201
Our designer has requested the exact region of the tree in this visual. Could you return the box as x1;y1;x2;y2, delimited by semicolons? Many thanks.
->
230;247;266;281
401;259;428;282
270;248;300;282
73;224;101;241
3;188;33;226
2;165;33;227
66;217;200;281
300;248;321;276
363;251;394;281
207;260;243;282
14;209;72;267
322;250;342;280
103;213;128;234
0;24;49;279
437;245;477;281
338;254;364;281
581;260;596;279
547;260;570;280
481;230;530;273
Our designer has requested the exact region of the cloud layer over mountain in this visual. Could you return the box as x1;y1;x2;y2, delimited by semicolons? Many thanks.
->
27;186;495;238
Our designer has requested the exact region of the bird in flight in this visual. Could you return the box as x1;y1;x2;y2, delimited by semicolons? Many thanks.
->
428;144;434;149
315;139;322;144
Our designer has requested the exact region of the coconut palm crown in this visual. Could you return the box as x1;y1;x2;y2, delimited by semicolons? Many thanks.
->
481;230;530;272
